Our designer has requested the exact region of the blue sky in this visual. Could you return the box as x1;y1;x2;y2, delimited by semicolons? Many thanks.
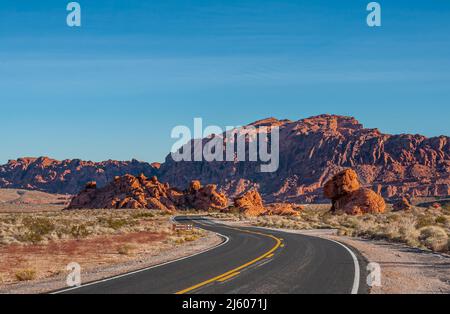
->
0;0;449;163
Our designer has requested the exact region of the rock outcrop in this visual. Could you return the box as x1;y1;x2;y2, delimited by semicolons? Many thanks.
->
0;157;157;194
231;189;301;216
183;180;229;211
233;190;266;216
266;203;303;216
324;169;386;215
159;114;450;202
67;175;228;211
323;169;361;200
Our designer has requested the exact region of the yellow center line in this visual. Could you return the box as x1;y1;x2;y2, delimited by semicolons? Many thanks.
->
175;225;282;294
217;272;240;282
266;253;274;259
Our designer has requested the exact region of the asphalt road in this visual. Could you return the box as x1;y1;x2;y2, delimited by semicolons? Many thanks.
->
57;216;368;294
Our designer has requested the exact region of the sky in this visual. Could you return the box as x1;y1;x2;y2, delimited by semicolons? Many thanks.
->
0;0;449;164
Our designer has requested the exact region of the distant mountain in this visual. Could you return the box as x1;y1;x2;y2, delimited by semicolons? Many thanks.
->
0;157;157;194
159;114;450;202
1;115;449;202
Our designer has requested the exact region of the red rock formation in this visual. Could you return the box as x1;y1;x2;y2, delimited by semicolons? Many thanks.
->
0;157;157;194
323;169;360;200
266;203;303;216
233;190;266;216
182;180;228;210
159;114;450;202
333;188;386;215
67;175;228;211
324;169;386;215
231;190;300;216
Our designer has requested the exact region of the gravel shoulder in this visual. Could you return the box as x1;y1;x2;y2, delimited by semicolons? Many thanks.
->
215;219;450;294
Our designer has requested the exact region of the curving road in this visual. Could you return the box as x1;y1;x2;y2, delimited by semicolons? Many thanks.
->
56;216;368;294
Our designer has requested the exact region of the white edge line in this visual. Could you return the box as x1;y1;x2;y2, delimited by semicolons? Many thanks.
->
228;224;361;295
52;216;229;294
327;239;360;294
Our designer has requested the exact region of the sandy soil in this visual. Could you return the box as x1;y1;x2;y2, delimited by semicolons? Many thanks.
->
215;219;450;294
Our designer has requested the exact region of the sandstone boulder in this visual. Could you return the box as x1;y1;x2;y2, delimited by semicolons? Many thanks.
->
230;190;303;217
323;169;360;200
333;188;386;215
324;169;386;215
233;190;266;216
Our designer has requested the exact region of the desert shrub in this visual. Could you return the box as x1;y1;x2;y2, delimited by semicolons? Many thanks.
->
19;217;55;243
184;235;199;242
224;207;242;215
174;238;185;244
0;216;18;224
337;228;355;237
15;269;36;281
387;214;402;222
117;244;135;255
98;217;132;230
339;216;360;229
415;215;436;229
435;215;448;225
131;212;155;219
418;226;449;252
70;225;90;239
441;202;450;214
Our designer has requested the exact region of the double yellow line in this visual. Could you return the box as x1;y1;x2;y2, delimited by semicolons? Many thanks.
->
176;225;283;294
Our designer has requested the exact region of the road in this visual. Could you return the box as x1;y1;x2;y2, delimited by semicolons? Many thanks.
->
57;216;368;294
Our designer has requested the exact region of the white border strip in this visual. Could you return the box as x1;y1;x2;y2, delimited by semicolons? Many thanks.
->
52;217;229;294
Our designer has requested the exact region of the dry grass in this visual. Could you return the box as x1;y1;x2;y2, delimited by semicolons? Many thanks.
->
0;209;206;285
117;244;136;256
15;269;37;282
211;202;450;254
0;209;174;245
